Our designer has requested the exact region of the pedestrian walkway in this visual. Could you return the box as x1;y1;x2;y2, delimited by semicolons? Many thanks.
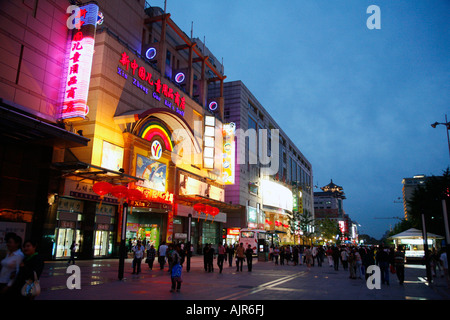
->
35;256;450;300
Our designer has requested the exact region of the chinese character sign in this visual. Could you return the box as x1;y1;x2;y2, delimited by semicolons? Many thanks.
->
61;4;99;120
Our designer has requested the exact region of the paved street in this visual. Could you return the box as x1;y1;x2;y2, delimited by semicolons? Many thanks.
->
35;255;450;301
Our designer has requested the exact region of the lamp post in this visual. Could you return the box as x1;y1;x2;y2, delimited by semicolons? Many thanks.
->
431;115;450;278
430;114;450;160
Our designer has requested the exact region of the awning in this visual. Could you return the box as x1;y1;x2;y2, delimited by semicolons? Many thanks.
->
0;99;89;148
176;194;242;213
52;161;144;184
388;228;444;240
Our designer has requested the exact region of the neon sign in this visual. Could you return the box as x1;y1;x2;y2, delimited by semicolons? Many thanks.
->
208;101;218;111
118;52;186;115
145;47;157;60
175;72;185;83
61;4;98;120
151;140;162;160
135;186;174;205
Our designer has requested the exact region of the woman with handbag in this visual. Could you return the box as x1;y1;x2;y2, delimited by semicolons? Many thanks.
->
0;233;24;299
8;239;44;300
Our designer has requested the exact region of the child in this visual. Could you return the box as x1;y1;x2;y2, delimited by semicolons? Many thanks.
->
170;245;182;292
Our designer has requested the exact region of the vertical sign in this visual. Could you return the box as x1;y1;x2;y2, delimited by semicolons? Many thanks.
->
62;4;99;120
222;123;236;184
166;210;174;243
203;116;215;169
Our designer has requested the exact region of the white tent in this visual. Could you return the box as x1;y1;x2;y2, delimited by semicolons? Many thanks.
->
388;228;444;260
388;228;444;240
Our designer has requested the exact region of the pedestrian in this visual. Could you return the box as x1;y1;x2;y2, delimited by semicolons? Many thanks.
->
273;246;280;265
299;246;304;265
311;246;317;267
376;245;390;285
332;246;340;271
431;248;442;278
67;241;77;265
206;244;215;272
7;239;44;300
326;246;334;267
170;245;182;293
317;246;324;267
439;248;449;288
394;246;406;285
146;244;156;270
285;246;291;265
348;249;356;279
235;243;245;272
167;244;174;273
354;249;362;279
131;240;145;274
0;233;24;298
340;247;348;271
158;241;168;270
245;244;254;272
203;243;209;272
280;246;285;266
304;246;313;268
292;246;299;266
217;243;226;273
227;244;235;267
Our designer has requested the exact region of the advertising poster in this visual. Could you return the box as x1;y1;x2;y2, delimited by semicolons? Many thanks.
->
135;154;167;192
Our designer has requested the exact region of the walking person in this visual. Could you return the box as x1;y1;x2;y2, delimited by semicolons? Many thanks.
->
227;244;235;267
207;244;215;272
67;241;77;265
348;249;356;279
131;240;145;274
158;241;168;270
235;243;245;272
245;244;254;272
217;243;226;273
394;246;406;285
280;246;285;266
304;246;313;268
326;246;334;267
354;249;362;279
0;233;24;299
170;245;183;293
146;244;156;270
376;245;390;285
439;248;449;288
299;246;304;265
273;246;280;265
332;246;340;271
341;247;348;271
292;246;299;266
203;243;209;272
317;246;324;267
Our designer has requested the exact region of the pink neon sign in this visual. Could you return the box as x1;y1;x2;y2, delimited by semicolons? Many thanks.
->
61;4;99;120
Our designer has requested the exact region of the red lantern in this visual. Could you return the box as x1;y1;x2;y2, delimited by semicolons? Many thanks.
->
209;206;220;223
127;189;143;201
92;181;112;196
111;185;128;199
193;203;205;212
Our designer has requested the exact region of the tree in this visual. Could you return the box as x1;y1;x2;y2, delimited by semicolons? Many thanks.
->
407;167;450;237
298;209;314;245
315;218;340;242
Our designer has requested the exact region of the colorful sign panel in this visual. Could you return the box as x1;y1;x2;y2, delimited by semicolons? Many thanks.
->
61;4;99;119
135;154;167;192
179;173;225;202
222;123;236;185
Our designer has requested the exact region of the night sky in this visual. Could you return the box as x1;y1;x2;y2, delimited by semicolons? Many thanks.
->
161;0;450;239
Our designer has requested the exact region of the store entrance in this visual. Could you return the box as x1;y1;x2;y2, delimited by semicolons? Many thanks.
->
94;230;111;257
55;228;82;258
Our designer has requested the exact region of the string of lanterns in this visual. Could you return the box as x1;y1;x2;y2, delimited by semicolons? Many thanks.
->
92;181;143;214
193;203;220;223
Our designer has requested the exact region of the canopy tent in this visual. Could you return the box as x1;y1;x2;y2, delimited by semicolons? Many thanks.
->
388;228;444;240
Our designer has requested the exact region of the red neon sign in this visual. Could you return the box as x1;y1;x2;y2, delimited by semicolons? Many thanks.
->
135;186;174;205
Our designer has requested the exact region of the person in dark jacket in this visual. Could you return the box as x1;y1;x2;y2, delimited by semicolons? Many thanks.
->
245;245;254;272
8;239;44;300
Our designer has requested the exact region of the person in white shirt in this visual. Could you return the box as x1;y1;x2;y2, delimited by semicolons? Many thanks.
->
131;240;145;274
0;233;24;297
158;242;168;270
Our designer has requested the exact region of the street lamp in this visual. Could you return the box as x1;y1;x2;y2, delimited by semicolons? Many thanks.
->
430;114;450;159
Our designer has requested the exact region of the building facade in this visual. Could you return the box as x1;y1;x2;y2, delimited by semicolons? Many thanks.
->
402;174;428;221
0;0;238;259
209;80;314;246
314;180;358;244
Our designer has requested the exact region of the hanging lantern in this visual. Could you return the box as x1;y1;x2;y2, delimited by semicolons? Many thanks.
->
209;206;220;223
203;205;212;221
193;203;205;212
111;185;128;199
92;181;112;210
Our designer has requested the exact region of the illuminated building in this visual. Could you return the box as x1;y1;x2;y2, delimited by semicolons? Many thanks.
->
314;180;358;243
209;81;315;245
401;174;428;221
0;0;239;259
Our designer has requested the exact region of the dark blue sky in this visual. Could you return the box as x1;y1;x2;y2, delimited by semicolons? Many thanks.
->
162;0;450;239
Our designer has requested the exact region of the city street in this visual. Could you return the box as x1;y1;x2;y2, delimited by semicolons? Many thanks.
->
36;255;450;301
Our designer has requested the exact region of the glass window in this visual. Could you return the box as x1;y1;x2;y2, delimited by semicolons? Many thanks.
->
240;231;255;238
